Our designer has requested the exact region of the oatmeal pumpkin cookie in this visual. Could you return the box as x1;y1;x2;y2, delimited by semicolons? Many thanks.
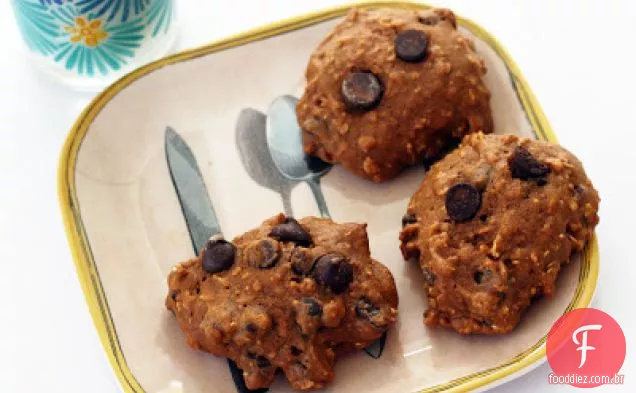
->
166;214;398;390
400;133;599;334
297;7;493;182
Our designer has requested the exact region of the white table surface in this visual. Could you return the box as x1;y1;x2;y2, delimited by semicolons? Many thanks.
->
0;1;634;392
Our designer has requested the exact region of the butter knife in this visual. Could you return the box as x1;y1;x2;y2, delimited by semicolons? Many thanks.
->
165;127;267;393
165;126;222;251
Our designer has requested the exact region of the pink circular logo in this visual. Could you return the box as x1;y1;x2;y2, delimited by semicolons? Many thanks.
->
547;308;626;387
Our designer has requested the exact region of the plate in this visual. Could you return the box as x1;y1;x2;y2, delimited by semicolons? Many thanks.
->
58;2;599;392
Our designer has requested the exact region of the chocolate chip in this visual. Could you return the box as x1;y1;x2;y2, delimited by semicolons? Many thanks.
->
473;269;491;284
509;146;550;180
302;297;323;317
259;241;279;268
169;290;177;301
290;346;302;356
291;248;314;276
341;71;384;111
418;15;439;25
479;319;493;327
395;29;429;62
445;183;482;222
497;291;507;306
269;217;312;246
401;213;417;226
245;323;257;334
247;239;280;269
422;268;436;285
355;297;380;321
312;253;353;294
296;360;308;369
256;356;270;368
202;239;236;273
356;297;388;330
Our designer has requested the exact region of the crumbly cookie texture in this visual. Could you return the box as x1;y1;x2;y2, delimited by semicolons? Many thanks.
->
400;133;599;334
297;7;493;182
166;214;398;390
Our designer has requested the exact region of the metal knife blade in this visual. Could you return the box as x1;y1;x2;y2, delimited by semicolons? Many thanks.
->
165;126;222;253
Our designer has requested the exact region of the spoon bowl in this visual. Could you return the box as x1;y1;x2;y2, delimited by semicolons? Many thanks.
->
266;95;332;217
266;95;332;181
235;107;296;216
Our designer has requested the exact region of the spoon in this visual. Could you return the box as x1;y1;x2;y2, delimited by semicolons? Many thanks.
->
266;95;332;217
235;107;297;216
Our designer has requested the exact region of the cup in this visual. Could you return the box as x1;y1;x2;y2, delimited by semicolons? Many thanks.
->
11;0;177;90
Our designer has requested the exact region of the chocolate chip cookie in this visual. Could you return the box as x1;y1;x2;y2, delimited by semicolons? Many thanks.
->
400;133;599;334
297;7;493;182
166;214;398;390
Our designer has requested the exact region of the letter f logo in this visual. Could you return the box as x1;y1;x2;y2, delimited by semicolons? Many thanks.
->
572;324;603;368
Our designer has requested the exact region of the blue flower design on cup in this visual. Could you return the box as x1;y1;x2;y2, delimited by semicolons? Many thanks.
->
12;0;175;82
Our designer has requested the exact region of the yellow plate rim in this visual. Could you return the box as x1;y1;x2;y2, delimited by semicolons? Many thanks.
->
57;1;600;392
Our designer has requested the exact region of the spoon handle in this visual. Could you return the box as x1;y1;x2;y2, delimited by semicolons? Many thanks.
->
307;178;330;218
280;187;294;217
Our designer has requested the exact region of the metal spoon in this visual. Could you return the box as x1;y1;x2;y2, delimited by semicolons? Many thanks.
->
235;107;297;216
266;95;332;217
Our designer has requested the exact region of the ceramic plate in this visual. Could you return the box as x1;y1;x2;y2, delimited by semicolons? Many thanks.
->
58;2;599;392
